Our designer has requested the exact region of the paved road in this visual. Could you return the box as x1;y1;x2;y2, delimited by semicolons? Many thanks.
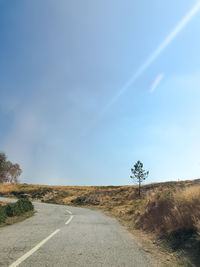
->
0;198;151;267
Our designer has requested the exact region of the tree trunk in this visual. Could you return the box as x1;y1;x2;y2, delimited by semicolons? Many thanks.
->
138;179;141;196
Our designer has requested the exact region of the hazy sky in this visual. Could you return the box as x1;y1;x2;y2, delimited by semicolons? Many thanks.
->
1;0;200;185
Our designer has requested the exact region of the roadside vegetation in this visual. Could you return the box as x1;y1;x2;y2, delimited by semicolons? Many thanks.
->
0;179;200;266
0;153;22;184
0;153;35;226
130;160;149;196
0;198;34;226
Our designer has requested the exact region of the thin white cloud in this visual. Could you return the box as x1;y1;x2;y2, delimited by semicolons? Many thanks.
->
102;1;200;114
150;73;164;93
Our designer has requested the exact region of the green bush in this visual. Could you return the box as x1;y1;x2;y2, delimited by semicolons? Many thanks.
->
5;203;20;216
0;204;6;223
1;199;34;221
16;198;33;213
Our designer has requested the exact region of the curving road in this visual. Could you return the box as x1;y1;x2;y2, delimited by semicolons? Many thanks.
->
0;198;151;267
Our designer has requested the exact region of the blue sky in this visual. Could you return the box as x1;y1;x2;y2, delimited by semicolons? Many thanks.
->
1;0;200;185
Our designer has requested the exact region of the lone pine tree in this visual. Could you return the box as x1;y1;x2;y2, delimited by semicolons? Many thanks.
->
130;160;149;196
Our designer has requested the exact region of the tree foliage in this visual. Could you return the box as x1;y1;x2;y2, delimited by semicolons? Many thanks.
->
0;153;22;183
130;160;149;196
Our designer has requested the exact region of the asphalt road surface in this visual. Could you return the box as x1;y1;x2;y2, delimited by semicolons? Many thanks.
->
0;197;151;267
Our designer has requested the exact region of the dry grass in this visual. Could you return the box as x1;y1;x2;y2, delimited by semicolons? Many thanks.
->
174;186;200;231
0;183;17;194
135;185;200;234
0;201;7;206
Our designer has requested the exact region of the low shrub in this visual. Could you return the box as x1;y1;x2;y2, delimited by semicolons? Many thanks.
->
16;198;34;212
0;199;34;221
0;205;6;223
5;203;21;216
71;196;87;205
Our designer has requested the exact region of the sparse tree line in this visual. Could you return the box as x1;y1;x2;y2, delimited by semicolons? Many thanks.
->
0;153;22;183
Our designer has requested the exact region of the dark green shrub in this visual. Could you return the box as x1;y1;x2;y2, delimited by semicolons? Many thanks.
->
5;203;20;216
0;204;6;223
71;196;87;205
16;198;33;212
4;199;34;218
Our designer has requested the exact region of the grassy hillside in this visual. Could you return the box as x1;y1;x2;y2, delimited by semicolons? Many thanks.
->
1;179;200;266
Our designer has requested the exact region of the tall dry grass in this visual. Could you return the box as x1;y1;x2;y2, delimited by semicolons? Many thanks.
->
0;183;17;194
135;185;200;234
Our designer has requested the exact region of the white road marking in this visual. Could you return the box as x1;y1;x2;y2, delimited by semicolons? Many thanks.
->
9;229;60;267
65;215;73;225
66;209;72;215
65;209;73;225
